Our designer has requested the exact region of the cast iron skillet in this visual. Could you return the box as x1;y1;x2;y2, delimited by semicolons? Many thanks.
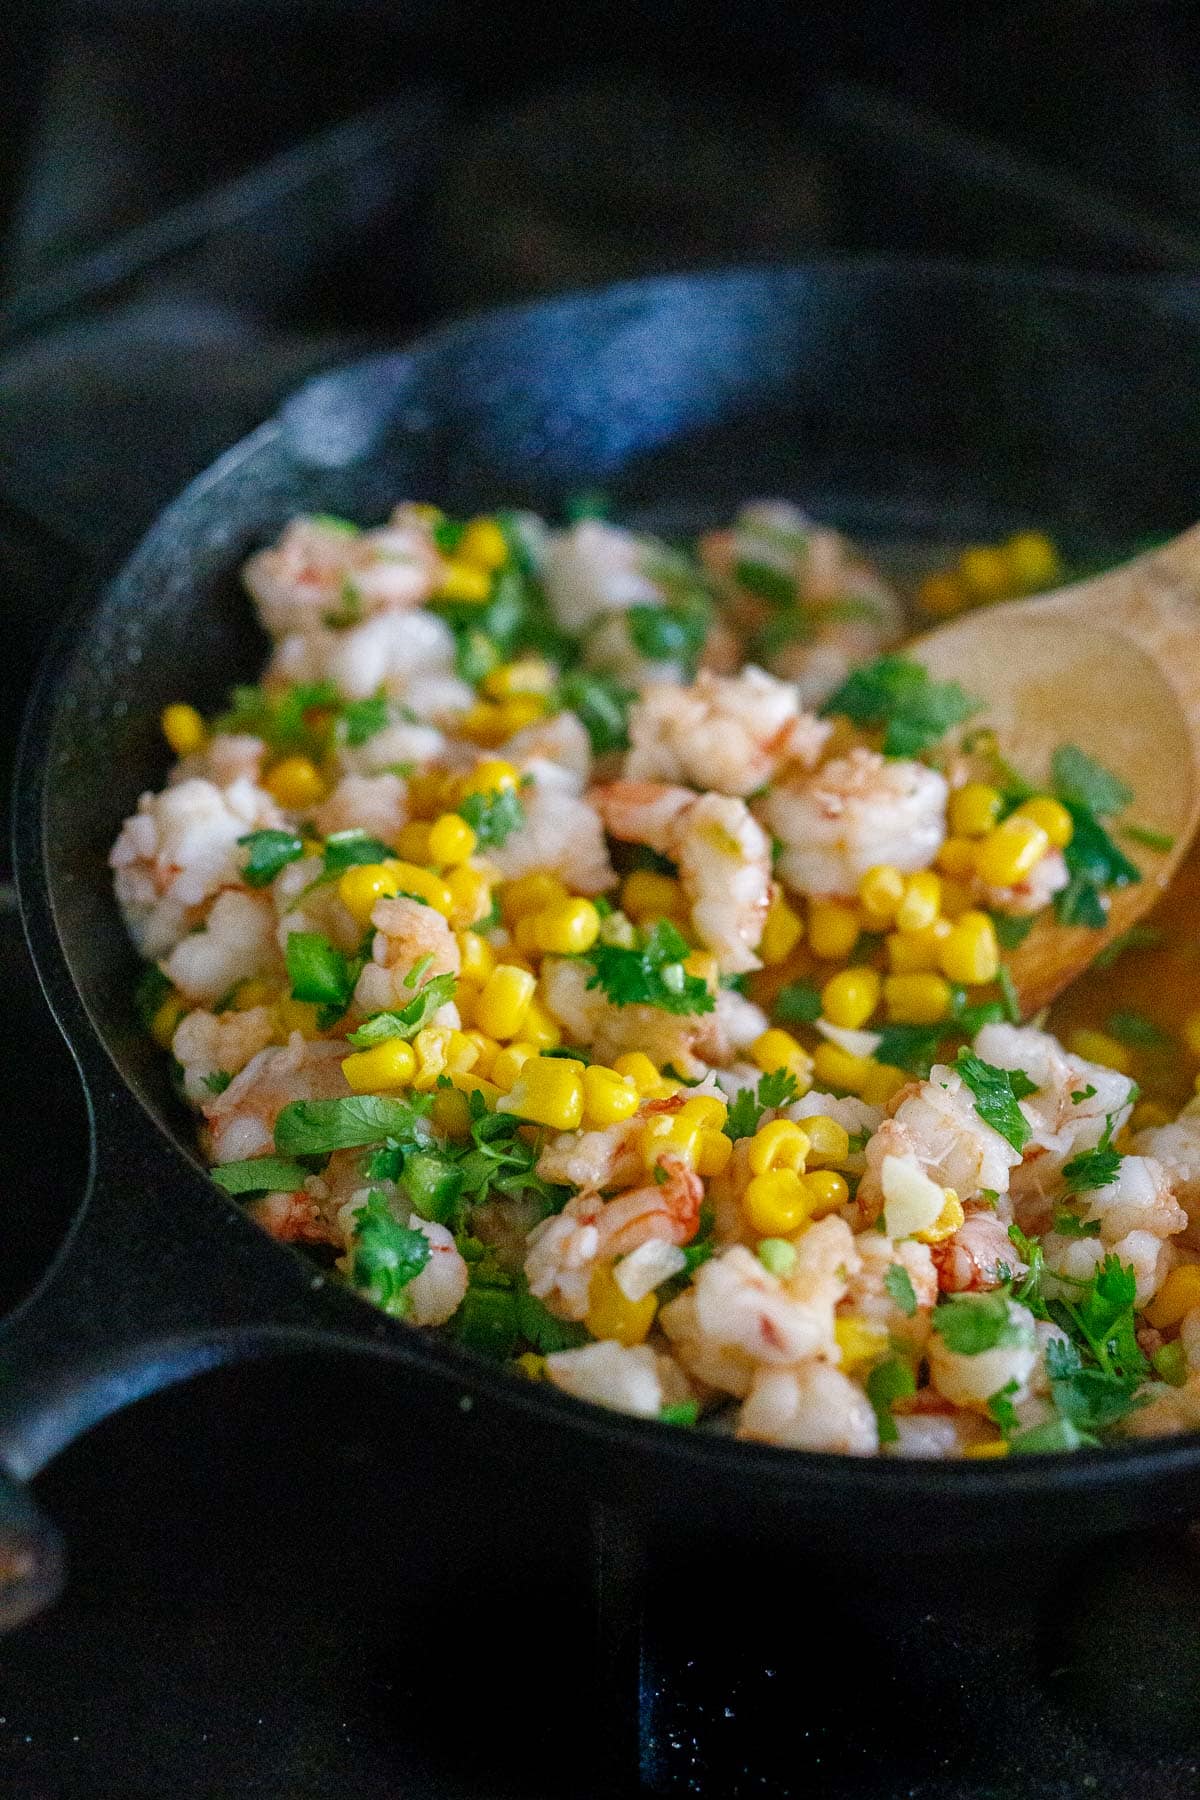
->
9;262;1200;1632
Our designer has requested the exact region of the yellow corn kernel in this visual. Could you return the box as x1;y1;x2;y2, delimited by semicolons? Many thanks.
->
1144;1263;1200;1330
529;897;601;956
274;997;322;1039
161;702;206;757
520;997;562;1050
759;886;804;964
411;1026;453;1091
974;817;1050;888
959;544;1011;600
697;1129;733;1177
748;1120;811;1175
895;870;942;934
1131;1100;1172;1132
743;1169;811;1236
460;759;520;799
457;516;509;572
449;1071;502;1112
1067;1028;1132;1075
581;1064;641;1128
455;983;481;1028
683;949;719;987
807;898;862;961
442;1029;480;1074
482;656;554;699
431;1084;474;1138
800;1115;852;1166
963;1439;1010;1460
949;782;1004;839
586;1263;657;1346
458;702;507;745
230;976;277;1011
916;1190;965;1244
917;570;967;618
501;871;568;923
462;1030;500;1078
265;755;325;810
939;877;973;921
438;558;492;603
677;1094;729;1132
475;963;537;1040
937;910;1000;986
885;918;952;974
859;1061;909;1106
1005;530;1061;593
337;861;398;925
858;864;906;927
883;972;952;1025
612;1051;665;1095
751;1028;814;1088
515;1351;545;1381
834;1315;890;1374
496;696;548;736
151;993;188;1049
490;1041;537;1091
427;812;478;866
444;864;493;930
340;1038;417;1092
935;836;979;879
1012;795;1074;850
821;967;881;1030
621;870;682;922
499;1056;585;1130
395;821;434;863
801;1169;850;1216
377;860;454;917
641;1113;700;1173
456;930;495;987
811;1042;874;1096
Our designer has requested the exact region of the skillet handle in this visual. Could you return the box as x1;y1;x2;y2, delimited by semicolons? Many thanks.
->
0;1471;64;1634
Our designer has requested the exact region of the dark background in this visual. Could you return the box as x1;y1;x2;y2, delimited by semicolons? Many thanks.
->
6;4;1200;1796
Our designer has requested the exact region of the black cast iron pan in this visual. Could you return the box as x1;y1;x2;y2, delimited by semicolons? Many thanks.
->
10;263;1200;1638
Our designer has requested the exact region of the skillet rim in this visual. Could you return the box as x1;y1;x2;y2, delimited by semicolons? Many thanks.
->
17;256;1200;1507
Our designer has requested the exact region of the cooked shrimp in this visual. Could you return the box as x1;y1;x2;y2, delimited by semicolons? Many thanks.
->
845;1231;938;1338
524;1155;702;1320
543;1342;687;1418
857;1065;1022;1222
738;1363;879;1454
242;512;442;639
761;747;947;899
1133;1106;1200;1249
247;1187;341;1246
931;1203;1019;1293
538;954;768;1077
313;772;407;844
541;519;667;633
623;666;831;798
204;1033;350;1163
335;715;445;778
404;1218;471;1327
354;894;461;1016
974;849;1070;918
267;609;471;718
592;780;771;973
172;732;267;789
487;776;614;895
500;709;594;793
172;1003;276;1105
535;1116;646;1193
163;888;281;1006
927;1297;1038;1413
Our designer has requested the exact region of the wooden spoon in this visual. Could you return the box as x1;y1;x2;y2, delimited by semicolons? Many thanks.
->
909;526;1200;1017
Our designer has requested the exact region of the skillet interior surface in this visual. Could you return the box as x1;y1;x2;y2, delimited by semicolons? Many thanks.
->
22;262;1200;1542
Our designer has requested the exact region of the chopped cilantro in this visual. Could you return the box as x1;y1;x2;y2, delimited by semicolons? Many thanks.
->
322;829;395;876
215;679;338;761
1054;804;1140;929
515;1281;589;1352
210;1155;310;1195
774;980;824;1026
883;1263;918;1317
873;1021;944;1078
238;828;305;888
866;1354;916;1444
992;912;1036;950
135;963;173;1030
564;489;610;522
1045;1334;1147;1435
821;654;980;757
323;577;363;628
351;1191;431;1317
585;918;714;1016
1050;744;1133;817
285;930;355;1020
339;694;391;746
1047;1254;1147;1418
1122;822;1176;853
201;1070;233;1095
1009;1417;1098;1455
1062;1144;1122;1195
1052;1210;1102;1239
659;1400;701;1427
459;784;525;849
932;1291;1032;1356
347;971;458;1047
308;512;359;535
274;1093;432;1158
987;1378;1020;1436
955;1049;1037;1151
997;965;1021;1025
557;669;633;754
734;558;796;608
724;1071;799;1141
455;627;501;689
627;594;711;675
1071;1085;1097;1103
1107;1008;1171;1049
679;1204;717;1277
1006;1223;1048;1316
448;1090;567;1215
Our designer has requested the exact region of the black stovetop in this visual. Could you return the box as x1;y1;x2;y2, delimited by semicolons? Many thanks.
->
6;11;1200;1795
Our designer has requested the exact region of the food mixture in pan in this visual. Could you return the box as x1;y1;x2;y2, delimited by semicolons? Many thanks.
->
111;501;1200;1457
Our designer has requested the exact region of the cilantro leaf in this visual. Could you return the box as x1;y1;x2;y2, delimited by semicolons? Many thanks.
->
734;557;796;608
515;1282;589;1353
275;1093;432;1157
459;785;525;849
1051;744;1133;817
202;1070;233;1095
987;1378;1020;1436
955;1049;1037;1151
338;694;391;747
285;930;354;1014
351;1191;431;1316
1009;1417;1099;1455
449;1091;567;1215
211;1155;311;1195
873;1021;944;1078
992;912;1036;950
724;1072;798;1142
1061;1145;1122;1195
238;828;305;888
1006;1222;1049;1318
1045;1335;1147;1434
134;963;174;1031
322;829;395;876
932;1291;1032;1356
1052;1210;1102;1239
659;1401;701;1427
1122;822;1175;853
866;1354;916;1444
1055;804;1140;929
627;595;711;676
884;1263;918;1317
773;980;824;1026
557;669;633;754
821;654;980;756
585;918;714;1016
346;972;459;1047
215;680;338;760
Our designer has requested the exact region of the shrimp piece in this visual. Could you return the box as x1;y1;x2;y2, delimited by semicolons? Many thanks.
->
760;748;947;899
242;512;442;639
405;1218;470;1327
535;1116;645;1193
738;1364;879;1455
313;772;407;844
885;1411;997;1460
623;667;831;798
524;1155;702;1320
172;1003;276;1105
267;609;471;718
543;1342;685;1418
272;856;364;957
592;781;771;973
204;1033;349;1164
500;710;593;793
846;1231;938;1342
354;894;461;1016
487;776;614;895
1133;1106;1200;1249
538;954;768;1077
247;1187;340;1247
110;775;283;957
932;1203;1019;1293
857;1066;1022;1223
541;519;667;633
928;1297;1038;1414
163;889;281;1007
1123;1374;1200;1439
974;850;1069;918
172;732;267;789
335;717;445;779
